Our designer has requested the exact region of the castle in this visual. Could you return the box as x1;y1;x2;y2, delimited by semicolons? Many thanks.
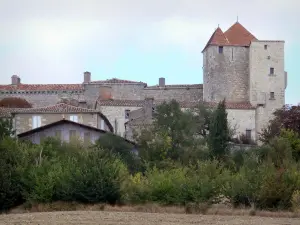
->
0;22;287;143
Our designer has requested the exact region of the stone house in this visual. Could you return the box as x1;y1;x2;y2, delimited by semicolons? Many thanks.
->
0;21;288;144
0;103;113;135
17;119;108;145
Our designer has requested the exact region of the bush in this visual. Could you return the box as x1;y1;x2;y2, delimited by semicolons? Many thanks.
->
0;137;29;211
18;138;128;205
55;148;127;204
291;190;300;212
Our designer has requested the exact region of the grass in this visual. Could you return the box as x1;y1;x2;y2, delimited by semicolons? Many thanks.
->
6;202;300;218
1;210;300;225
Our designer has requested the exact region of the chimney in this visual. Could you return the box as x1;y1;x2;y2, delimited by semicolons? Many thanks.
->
159;77;165;87
144;97;154;119
11;75;20;85
84;71;91;83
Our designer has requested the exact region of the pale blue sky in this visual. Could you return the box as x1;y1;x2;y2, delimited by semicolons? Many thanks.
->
0;0;299;104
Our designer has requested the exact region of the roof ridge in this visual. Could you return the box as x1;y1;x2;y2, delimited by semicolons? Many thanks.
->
202;27;230;52
224;22;257;46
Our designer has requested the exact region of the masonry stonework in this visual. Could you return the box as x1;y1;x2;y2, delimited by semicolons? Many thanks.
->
203;46;249;103
13;113;99;135
249;41;286;141
0;22;288;144
96;105;142;137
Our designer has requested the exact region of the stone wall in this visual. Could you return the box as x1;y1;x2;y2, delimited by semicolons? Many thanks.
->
203;46;249;103
19;122;105;145
143;86;203;102
96;105;142;137
227;108;256;141
249;41;286;140
13;113;102;135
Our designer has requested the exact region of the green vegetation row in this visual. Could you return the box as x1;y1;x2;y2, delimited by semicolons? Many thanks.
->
1;100;300;212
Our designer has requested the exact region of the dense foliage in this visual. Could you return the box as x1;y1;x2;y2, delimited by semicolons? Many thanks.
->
1;100;300;212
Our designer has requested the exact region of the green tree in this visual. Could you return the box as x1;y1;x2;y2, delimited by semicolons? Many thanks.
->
0;118;15;139
190;102;213;138
137;100;203;167
259;104;300;143
208;99;230;160
95;133;140;173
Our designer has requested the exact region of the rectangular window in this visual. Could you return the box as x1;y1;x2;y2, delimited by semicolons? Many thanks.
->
55;130;62;139
270;92;275;99
32;115;41;129
69;115;78;122
84;132;90;145
219;46;223;54
246;129;251;140
69;130;76;140
270;67;274;75
100;119;105;130
264;45;268;50
125;109;130;119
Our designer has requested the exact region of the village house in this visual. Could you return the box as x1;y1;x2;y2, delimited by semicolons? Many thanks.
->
0;102;113;135
17;119;109;145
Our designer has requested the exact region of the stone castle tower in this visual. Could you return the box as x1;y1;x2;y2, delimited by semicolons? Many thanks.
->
202;22;287;140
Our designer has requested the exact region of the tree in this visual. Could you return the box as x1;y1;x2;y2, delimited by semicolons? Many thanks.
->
137;100;203;166
190;102;213;138
0;118;15;140
95;133;140;173
259;104;300;143
207;99;230;160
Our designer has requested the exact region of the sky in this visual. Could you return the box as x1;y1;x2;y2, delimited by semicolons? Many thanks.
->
0;0;299;105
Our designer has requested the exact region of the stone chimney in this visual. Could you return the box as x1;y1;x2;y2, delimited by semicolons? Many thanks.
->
11;75;21;85
159;77;165;87
84;71;91;83
144;97;154;119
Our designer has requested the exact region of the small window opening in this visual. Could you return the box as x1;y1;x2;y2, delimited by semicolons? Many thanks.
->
264;45;268;50
246;129;251;140
218;46;223;54
125;109;130;119
270;92;275;99
270;67;274;75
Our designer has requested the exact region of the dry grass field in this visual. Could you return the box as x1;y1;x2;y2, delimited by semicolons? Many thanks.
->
1;203;300;225
0;211;300;225
1;211;300;225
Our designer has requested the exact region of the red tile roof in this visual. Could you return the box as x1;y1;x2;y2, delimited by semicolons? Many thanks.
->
0;103;114;132
0;108;13;117
97;99;145;107
202;22;257;52
202;27;230;51
0;84;83;91
91;78;146;85
224;22;257;46
0;103;100;114
96;99;255;110
145;84;203;89
204;101;255;109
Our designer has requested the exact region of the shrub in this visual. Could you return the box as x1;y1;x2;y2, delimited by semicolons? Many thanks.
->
0;137;29;211
55;148;127;204
291;190;300;212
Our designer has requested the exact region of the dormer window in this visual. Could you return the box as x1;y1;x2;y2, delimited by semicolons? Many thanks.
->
219;46;223;54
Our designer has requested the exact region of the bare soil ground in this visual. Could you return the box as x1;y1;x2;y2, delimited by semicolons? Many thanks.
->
0;211;299;225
